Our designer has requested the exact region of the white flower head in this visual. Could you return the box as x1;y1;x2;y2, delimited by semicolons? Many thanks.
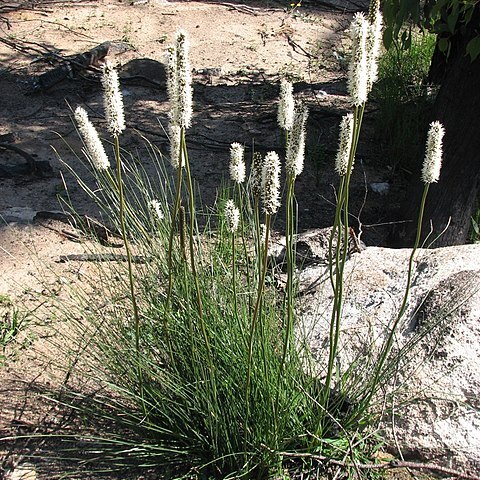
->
74;106;110;171
347;12;369;106
278;79;295;131
335;113;355;176
148;199;164;220
261;151;281;215
169;123;182;169
286;101;308;178
101;61;126;136
366;5;383;92
166;30;193;129
421;121;444;184
250;152;264;198
229;142;246;184
166;45;178;112
224;199;240;233
259;223;267;244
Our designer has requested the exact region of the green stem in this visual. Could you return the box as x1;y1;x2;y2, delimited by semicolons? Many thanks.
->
271;174;298;446
231;231;238;323
358;184;430;413
166;141;184;310
181;132;205;330
320;104;364;436
164;133;184;367
236;183;252;316
114;135;145;415
244;213;271;455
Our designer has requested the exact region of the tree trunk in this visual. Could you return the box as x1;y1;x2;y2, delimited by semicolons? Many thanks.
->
392;4;480;247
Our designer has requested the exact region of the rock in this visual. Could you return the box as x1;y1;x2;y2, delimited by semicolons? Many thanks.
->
370;181;390;195
297;238;480;473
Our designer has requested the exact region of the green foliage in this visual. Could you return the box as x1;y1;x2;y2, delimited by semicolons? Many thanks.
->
382;0;480;60
373;30;436;170
1;301;30;367
53;140;381;477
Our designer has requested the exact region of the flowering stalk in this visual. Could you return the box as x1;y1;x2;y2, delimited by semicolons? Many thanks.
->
229;142;253;314
366;0;383;94
101;62;145;413
165;30;194;312
320;101;365;438
278;79;295;146
244;151;281;453
229;142;246;184
148;199;164;222
250;152;264;283
348;13;369;107
354;121;445;417
74;107;110;171
165;32;214;385
285;101;308;179
281;101;308;379
102;61;126;136
225;199;240;321
318;9;382;429
421;121;444;184
335;113;354;176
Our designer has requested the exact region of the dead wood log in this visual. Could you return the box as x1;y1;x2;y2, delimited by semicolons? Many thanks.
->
28;40;131;93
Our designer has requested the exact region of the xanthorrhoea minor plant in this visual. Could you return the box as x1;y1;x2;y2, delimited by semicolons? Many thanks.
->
46;5;445;477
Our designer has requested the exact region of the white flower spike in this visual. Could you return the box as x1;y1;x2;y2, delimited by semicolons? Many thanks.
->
225;199;240;233
261;151;281;215
74;106;110;171
278;79;295;131
347;12;369;106
168;30;193;129
422;121;445;184
335;113;355;176
286;101;308;178
101;61;126;136
229;142;246;184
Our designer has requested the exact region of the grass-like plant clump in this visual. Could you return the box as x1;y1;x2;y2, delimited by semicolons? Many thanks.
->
25;3;447;478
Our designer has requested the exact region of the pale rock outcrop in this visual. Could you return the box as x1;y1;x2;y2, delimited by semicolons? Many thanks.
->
292;235;480;473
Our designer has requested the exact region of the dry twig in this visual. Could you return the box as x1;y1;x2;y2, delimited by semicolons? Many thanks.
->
261;445;480;480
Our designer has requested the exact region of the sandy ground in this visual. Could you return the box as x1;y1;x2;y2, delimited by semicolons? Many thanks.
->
0;1;417;478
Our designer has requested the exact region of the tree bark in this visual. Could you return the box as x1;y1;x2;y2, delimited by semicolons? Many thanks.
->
392;3;480;247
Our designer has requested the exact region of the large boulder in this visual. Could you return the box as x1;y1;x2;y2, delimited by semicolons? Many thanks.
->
294;235;480;472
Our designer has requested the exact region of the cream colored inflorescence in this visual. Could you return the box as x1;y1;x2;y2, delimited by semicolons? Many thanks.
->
286;101;308;178
277;79;295;131
348;4;383;106
229;142;246;184
348;13;369;106
148;199;165;221
366;0;383;92
335;113;355;176
101;61;126;136
74;106;110;171
422;121;445;184
261;152;281;215
250;152;264;199
224;199;240;233
168;123;182;169
167;30;193;130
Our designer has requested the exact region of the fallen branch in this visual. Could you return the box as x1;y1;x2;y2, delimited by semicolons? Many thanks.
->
261;445;480;480
0;143;52;176
58;254;146;263
34;211;119;245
